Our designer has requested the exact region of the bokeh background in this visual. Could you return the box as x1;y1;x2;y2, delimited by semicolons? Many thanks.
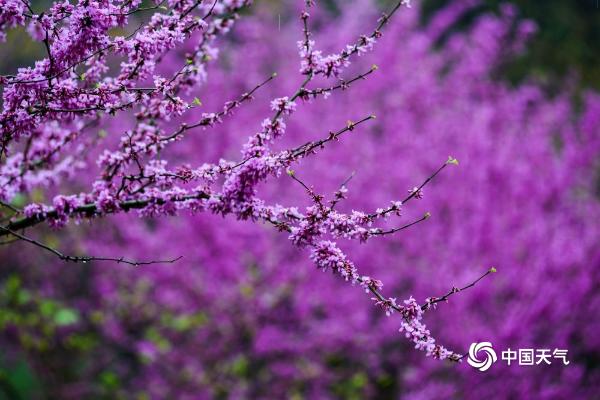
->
1;0;599;398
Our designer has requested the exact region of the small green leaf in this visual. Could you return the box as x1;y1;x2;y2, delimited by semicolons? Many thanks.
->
231;355;249;376
16;289;30;305
446;156;459;165
11;193;26;207
240;284;254;298
54;308;79;326
40;300;57;317
100;371;120;389
171;315;193;331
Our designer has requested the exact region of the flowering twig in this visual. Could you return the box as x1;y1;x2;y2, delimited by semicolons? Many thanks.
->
422;267;498;311
0;0;494;363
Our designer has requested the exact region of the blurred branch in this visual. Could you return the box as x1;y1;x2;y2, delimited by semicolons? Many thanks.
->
0;225;182;266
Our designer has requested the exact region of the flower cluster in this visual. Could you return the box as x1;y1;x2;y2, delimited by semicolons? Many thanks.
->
0;0;26;42
270;97;297;115
397;297;455;360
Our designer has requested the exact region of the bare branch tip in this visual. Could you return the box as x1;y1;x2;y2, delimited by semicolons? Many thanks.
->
446;156;459;165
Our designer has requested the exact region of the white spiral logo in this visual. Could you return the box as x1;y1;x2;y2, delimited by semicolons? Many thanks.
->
467;342;497;372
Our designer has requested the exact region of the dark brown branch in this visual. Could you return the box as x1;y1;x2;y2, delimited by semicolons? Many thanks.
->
160;73;277;142
422;267;497;310
0;200;22;214
291;115;376;159
302;65;378;98
371;212;430;235
368;157;458;219
0;225;183;266
0;192;210;238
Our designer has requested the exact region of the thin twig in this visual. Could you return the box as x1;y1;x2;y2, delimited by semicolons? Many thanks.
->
371;212;430;235
0;225;182;266
0;200;22;214
422;267;497;310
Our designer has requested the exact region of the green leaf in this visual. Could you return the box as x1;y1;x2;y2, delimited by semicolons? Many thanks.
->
100;371;120;389
10;193;26;207
231;355;248;376
54;308;79;326
446;156;459;165
40;300;57;317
